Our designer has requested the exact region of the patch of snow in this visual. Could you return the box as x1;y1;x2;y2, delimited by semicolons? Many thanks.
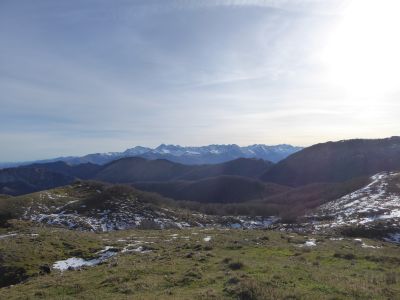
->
329;237;344;241
53;248;117;271
53;257;95;271
304;239;316;247
352;238;381;248
210;149;221;154
174;221;191;229
361;243;381;249
203;236;212;242
121;244;152;254
185;151;200;155
0;233;17;239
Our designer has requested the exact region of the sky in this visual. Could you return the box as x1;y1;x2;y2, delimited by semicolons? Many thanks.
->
1;0;400;161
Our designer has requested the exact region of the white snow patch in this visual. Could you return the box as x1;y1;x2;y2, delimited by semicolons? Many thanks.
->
203;236;212;242
53;248;117;271
361;243;381;249
121;245;152;254
353;238;381;248
0;233;17;239
170;233;179;239
302;239;317;247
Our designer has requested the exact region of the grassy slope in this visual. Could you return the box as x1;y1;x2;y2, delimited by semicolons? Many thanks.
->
0;221;103;287
1;224;400;299
0;181;209;229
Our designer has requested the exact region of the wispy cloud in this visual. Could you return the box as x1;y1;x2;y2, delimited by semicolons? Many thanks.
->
0;0;398;161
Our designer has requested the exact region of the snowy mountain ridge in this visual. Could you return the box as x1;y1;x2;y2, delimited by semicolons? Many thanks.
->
0;144;302;168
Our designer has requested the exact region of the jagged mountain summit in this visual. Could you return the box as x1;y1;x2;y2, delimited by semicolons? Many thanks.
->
0;144;302;168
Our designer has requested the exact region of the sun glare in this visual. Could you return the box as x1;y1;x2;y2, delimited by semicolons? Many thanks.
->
322;0;400;98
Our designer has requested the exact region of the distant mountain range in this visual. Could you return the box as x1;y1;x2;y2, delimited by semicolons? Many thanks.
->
0;144;303;168
1;137;400;215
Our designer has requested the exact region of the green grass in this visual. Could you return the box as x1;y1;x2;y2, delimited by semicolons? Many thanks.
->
1;222;400;299
0;221;104;287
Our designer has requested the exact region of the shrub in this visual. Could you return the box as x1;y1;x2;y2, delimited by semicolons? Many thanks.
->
137;219;161;230
224;278;269;300
0;266;28;287
228;261;244;270
222;257;232;264
385;272;397;285
333;252;356;260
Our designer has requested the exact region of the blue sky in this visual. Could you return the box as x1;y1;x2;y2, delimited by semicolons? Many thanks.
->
1;0;399;161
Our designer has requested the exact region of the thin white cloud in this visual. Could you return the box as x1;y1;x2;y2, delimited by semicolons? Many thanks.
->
0;0;398;161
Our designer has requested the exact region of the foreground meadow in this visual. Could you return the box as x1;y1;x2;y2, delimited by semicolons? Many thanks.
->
1;222;400;299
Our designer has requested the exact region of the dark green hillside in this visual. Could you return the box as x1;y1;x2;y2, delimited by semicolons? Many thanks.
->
25;161;102;179
177;157;272;180
247;177;369;220
0;167;75;196
95;157;273;183
262;136;400;186
94;157;193;183
135;175;289;204
0;158;273;196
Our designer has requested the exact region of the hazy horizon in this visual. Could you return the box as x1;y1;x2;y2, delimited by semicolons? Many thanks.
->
4;136;400;164
1;142;303;163
1;0;399;161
